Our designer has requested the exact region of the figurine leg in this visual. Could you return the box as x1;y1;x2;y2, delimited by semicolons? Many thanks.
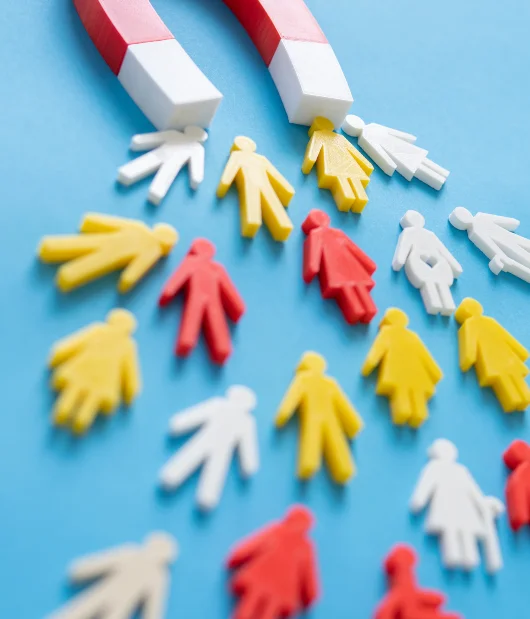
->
53;385;82;426
298;417;323;480
506;482;530;531
323;418;354;483
460;532;480;570
203;303;232;364
348;177;369;213
117;151;161;186
72;393;102;435
420;281;443;315
56;249;119;292
148;154;186;205
197;447;233;510
408;391;429;428
239;180;262;238
440;529;462;569
437;283;456;316
415;160;448;191
261;189;293;241
328;177;355;212
493;375;527;412
38;235;104;263
160;432;210;491
389;389;413;426
233;591;265;619
176;301;205;357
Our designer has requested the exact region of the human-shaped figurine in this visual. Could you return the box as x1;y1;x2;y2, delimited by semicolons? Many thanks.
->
375;544;462;619
342;115;450;190
449;207;530;283
227;505;319;619
47;532;177;619
392;210;462;316
302;209;377;324
49;309;141;435
302;116;374;213
118;126;208;205
361;308;442;428
276;351;363;484
159;239;245;364
410;439;505;574
159;386;259;511
503;440;530;531
455;297;530;412
217;136;295;241
38;213;178;293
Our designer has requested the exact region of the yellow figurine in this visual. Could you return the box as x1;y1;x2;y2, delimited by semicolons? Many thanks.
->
216;136;295;241
275;351;363;484
38;213;178;293
302;116;374;213
361;308;443;428
49;309;141;434
455;297;530;412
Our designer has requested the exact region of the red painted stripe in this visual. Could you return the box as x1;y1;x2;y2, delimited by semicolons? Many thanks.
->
223;0;327;66
73;0;173;75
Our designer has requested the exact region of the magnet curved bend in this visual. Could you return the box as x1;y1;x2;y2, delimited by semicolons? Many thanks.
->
73;0;352;129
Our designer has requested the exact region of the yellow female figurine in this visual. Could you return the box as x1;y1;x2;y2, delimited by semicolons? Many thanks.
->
362;308;443;428
49;309;141;434
275;351;363;484
455;297;530;412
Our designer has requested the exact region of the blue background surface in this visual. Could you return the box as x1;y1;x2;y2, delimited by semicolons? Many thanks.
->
1;0;530;617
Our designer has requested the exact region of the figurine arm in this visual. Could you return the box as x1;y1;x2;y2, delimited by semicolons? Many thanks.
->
360;138;397;177
80;213;136;233
169;398;222;435
299;545;319;607
346;238;377;275
119;246;162;294
392;230;415;271
302;233;324;283
122;342;141;405
418;340;443;384
333;384;363;438
158;261;193;306
301;135;322;174
493;322;529;360
361;332;389;376
216;154;240;198
275;376;305;427
410;462;438;512
387;128;417;143
48;325;101;368
142;573;170;619
458;321;478;372
489;215;521;231
219;268;246;322
435;239;463;276
265;161;295;206
237;416;260;477
68;545;137;582
227;524;277;568
345;141;375;175
130;130;181;151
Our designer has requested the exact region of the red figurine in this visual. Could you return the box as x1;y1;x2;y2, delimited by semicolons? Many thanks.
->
302;209;377;324
159;239;245;364
227;505;319;619
375;545;461;619
504;439;530;531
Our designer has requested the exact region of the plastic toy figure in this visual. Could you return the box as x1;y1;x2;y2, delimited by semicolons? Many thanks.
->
342;115;450;190
449;207;530;283
217;136;295;241
49;309;141;435
375;544;461;619
159;239;245;364
455;297;530;412
47;532;177;619
392;210;462;316
118;126;208;205
302;209;377;324
38;213;178;293
160;386;259;511
504;439;530;531
410;439;504;574
276;351;363;484
361;308;442;428
302;116;374;213
227;506;319;619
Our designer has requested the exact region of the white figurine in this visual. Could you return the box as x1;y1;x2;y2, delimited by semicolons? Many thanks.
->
160;386;259;511
48;532;178;619
392;210;463;315
410;439;504;574
342;115;450;190
117;126;208;205
449;207;530;283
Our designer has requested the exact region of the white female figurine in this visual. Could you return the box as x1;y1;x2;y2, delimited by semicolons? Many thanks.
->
393;210;463;315
410;439;504;574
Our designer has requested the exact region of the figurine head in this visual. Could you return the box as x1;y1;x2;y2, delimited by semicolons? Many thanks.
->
227;385;257;410
454;298;483;324
184;125;208;143
297;351;327;374
342;115;366;138
231;136;257;153
385;544;417;575
107;309;137;334
145;532;179;564
380;308;408;329
428;438;458;461
301;209;330;234
285;505;314;533
400;210;425;229
189;238;216;259
308;116;334;137
154;223;179;254
449;207;474;231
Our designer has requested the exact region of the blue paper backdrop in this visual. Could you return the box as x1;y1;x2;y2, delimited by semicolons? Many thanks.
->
1;0;530;617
